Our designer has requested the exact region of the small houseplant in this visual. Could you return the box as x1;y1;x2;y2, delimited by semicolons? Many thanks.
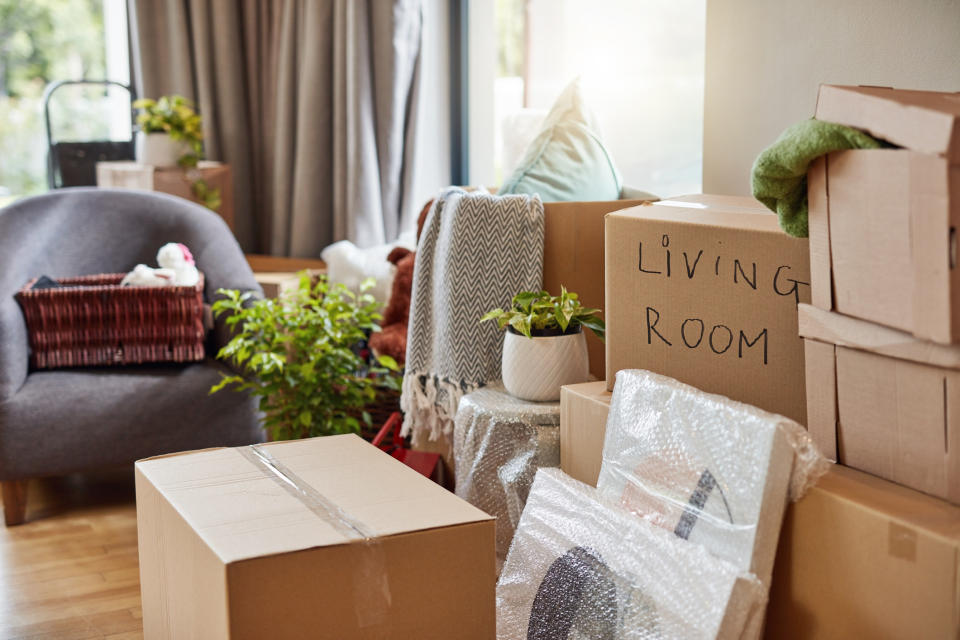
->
210;273;400;441
481;287;603;401
133;95;221;211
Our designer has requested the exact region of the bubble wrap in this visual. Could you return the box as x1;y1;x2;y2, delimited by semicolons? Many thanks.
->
453;385;561;569
497;468;766;639
597;369;829;586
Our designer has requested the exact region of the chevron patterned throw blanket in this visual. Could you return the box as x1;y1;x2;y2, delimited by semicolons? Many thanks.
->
401;188;545;440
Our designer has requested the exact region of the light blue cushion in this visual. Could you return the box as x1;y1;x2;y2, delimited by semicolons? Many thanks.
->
500;79;622;202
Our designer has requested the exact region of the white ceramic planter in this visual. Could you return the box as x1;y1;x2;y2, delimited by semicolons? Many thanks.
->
501;329;590;402
136;131;190;167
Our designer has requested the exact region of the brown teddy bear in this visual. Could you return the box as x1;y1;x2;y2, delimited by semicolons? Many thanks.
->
369;199;434;365
369;246;415;364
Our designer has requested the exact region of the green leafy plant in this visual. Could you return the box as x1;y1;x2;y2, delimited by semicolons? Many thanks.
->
210;273;400;441
133;94;221;211
480;286;605;340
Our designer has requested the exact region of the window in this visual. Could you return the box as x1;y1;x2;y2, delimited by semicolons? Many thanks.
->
474;0;705;197
0;0;130;205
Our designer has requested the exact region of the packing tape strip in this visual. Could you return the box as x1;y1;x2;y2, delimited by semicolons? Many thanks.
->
239;444;392;629
240;444;375;540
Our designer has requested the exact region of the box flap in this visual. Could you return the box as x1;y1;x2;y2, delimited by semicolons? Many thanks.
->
815;85;960;161
798;304;960;370
610;195;781;233
135;434;492;564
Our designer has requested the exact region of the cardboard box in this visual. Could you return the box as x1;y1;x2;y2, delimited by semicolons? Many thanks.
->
559;381;612;486
97;160;235;230
765;464;960;639
808;85;960;343
799;303;960;503
542;198;653;379
253;270;325;299
604;196;811;424
135;434;495;639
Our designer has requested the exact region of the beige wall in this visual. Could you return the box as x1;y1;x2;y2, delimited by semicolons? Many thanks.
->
703;0;960;196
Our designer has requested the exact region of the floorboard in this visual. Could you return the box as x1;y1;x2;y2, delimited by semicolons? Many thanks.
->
0;471;142;639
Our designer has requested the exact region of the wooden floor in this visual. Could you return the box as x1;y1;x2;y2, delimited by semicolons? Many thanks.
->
0;471;142;639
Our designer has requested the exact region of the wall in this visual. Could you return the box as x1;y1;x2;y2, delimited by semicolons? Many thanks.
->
703;0;960;196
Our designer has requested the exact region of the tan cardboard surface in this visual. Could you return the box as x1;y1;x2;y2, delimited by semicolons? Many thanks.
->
799;303;960;369
543;199;651;379
604;196;810;423
810;149;957;342
136;434;491;564
254;272;299;299
801;311;960;503
815;84;960;161
808;85;960;343
559;381;612;486
766;464;960;639
136;435;496;639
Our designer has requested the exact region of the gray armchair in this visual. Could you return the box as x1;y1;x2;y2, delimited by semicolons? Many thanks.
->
0;188;264;525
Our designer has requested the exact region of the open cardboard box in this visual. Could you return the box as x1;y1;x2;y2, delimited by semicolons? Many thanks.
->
809;85;960;343
800;303;960;504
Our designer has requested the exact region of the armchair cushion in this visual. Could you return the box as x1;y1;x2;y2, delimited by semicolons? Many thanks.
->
0;360;263;480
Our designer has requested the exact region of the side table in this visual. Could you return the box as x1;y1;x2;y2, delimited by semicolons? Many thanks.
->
96;160;234;230
453;384;560;569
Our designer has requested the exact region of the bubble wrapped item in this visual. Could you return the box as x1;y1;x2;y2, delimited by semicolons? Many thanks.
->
597;369;829;587
497;468;766;639
453;385;561;569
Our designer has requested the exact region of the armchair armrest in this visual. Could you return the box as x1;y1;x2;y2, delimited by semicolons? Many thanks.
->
0;300;29;403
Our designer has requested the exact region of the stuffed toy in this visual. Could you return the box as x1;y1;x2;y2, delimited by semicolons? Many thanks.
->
157;242;200;286
120;264;176;287
368;199;434;365
121;243;199;287
369;247;416;364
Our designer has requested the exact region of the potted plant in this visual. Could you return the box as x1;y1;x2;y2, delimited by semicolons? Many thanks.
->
481;287;604;402
133;95;221;211
210;273;400;441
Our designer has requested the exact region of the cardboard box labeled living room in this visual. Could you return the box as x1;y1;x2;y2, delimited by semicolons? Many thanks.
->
604;194;811;424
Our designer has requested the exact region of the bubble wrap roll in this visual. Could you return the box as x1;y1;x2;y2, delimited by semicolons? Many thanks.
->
597;369;829;586
497;469;766;640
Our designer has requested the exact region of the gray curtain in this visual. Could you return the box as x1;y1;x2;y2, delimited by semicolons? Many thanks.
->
128;0;423;255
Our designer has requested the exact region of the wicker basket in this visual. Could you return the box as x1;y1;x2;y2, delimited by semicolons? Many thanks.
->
15;273;206;369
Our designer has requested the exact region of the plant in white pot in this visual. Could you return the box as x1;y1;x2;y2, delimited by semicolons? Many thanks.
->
133;95;200;166
132;95;221;211
481;287;604;402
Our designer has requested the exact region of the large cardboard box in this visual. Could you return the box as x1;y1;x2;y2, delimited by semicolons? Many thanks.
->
543;198;652;379
799;303;960;503
135;434;495;639
808;85;960;343
766;464;960;639
97;160;235;230
559;381;612;486
604;195;811;424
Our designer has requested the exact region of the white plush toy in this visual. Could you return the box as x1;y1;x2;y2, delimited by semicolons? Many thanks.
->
156;242;200;286
121;243;200;287
120;264;177;287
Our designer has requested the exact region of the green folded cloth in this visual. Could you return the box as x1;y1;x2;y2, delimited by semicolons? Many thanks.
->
751;119;882;238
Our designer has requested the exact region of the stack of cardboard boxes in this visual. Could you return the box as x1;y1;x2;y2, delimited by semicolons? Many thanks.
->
560;86;960;637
